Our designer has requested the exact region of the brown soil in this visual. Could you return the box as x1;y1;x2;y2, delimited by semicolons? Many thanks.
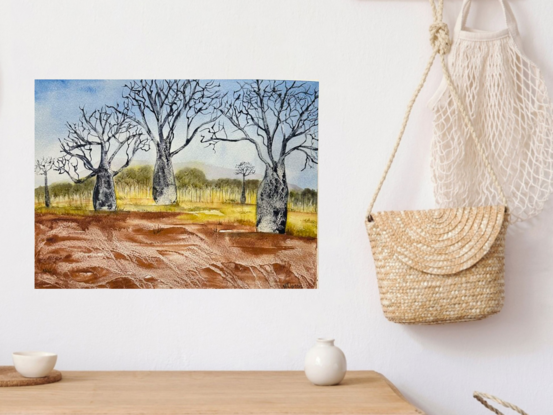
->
35;212;317;289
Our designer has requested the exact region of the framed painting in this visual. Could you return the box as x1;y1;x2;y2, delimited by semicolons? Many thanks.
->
35;80;318;289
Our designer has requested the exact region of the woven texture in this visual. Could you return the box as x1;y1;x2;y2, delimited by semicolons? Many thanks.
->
430;0;553;223
365;0;509;325
366;206;508;324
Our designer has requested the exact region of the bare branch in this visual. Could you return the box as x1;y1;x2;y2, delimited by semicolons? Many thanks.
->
53;156;97;184
202;80;318;172
170;107;224;158
113;133;151;176
283;133;318;170
35;157;54;176
111;80;226;159
56;106;149;182
235;161;256;177
201;122;272;168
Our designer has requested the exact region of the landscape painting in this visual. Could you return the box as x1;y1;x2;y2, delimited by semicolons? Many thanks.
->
35;80;318;289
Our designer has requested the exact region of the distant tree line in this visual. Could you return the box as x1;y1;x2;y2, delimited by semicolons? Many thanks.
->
35;79;318;233
289;188;318;213
35;166;317;213
35;180;95;205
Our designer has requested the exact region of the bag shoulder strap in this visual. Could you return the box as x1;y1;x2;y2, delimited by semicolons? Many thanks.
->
366;0;508;222
473;392;528;415
453;0;522;47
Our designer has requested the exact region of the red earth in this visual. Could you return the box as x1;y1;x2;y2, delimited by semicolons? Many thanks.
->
35;212;317;289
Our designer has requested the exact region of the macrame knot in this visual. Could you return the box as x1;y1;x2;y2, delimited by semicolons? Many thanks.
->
429;22;451;55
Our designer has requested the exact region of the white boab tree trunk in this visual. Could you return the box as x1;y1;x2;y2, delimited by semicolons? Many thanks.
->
256;162;288;233
152;145;178;205
202;80;318;234
235;161;256;206
35;157;54;208
93;167;117;211
55;107;149;211
110;80;224;205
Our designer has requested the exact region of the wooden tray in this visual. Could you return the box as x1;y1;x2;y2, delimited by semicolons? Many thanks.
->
0;366;61;387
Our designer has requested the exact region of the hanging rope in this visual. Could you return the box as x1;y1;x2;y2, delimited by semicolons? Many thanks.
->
366;0;507;221
474;392;529;415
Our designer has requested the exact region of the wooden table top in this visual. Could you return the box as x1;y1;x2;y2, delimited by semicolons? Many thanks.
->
0;371;424;415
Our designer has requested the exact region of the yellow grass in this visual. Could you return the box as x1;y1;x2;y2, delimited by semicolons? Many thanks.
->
35;197;317;238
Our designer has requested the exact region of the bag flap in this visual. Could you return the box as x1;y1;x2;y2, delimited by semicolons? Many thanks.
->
368;205;506;275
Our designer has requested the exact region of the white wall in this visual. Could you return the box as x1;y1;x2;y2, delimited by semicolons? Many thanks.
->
1;0;552;413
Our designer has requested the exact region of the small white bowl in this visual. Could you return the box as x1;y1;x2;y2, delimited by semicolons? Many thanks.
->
12;352;57;378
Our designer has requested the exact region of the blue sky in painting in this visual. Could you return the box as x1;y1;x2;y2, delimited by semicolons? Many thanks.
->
35;80;318;190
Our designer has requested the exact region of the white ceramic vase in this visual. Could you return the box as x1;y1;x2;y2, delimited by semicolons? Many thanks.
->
304;338;347;386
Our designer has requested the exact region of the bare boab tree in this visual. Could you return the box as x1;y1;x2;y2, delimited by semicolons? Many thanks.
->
110;80;224;205
235;162;255;204
203;80;318;233
35;157;54;207
55;107;149;211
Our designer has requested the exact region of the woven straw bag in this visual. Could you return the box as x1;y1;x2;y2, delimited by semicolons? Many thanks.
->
474;392;528;415
365;0;509;325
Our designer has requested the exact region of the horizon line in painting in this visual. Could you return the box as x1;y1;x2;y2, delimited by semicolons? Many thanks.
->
35;79;318;289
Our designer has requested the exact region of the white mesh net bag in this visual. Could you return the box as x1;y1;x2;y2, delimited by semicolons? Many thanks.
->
429;0;553;222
